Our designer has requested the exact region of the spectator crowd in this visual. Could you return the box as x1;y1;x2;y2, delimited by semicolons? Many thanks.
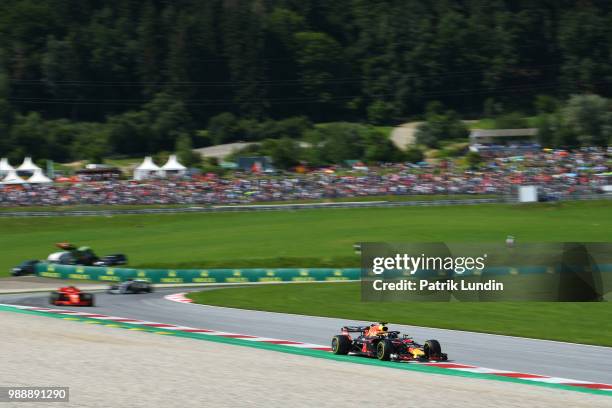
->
0;149;609;207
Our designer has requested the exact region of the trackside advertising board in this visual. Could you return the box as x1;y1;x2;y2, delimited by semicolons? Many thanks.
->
35;263;360;283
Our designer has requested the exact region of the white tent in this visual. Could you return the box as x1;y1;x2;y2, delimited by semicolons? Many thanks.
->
133;156;160;180
27;168;53;184
17;157;41;173
160;154;187;177
2;169;26;184
0;158;14;176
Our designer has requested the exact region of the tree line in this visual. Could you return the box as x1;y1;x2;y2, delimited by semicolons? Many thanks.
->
1;1;611;164
227;122;422;170
415;95;612;149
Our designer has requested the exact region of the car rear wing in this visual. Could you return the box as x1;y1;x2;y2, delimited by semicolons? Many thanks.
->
341;326;369;332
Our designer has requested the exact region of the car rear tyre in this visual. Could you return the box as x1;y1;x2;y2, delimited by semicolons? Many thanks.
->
49;292;60;305
376;339;393;361
424;340;442;359
331;335;351;355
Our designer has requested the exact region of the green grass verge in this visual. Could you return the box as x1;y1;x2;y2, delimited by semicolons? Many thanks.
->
468;116;538;129
137;256;360;270
187;282;612;347
0;200;610;276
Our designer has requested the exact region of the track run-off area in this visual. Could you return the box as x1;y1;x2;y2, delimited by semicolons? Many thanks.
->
1;287;611;398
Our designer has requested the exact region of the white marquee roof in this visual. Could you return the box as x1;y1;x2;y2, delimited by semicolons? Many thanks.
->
27;168;53;184
2;169;25;184
0;158;14;172
17;157;41;171
135;156;160;171
161;155;187;171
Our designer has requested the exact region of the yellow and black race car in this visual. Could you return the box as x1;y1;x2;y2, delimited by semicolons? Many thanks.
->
331;322;448;362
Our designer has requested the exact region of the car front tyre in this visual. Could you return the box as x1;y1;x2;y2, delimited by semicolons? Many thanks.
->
81;293;95;307
424;340;442;359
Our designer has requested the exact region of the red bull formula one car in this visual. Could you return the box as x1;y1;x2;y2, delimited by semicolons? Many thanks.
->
49;286;95;307
332;323;448;362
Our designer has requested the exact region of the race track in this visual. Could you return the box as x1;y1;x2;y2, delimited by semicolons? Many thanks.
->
1;288;611;385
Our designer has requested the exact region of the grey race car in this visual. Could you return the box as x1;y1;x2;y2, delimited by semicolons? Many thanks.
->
107;279;153;294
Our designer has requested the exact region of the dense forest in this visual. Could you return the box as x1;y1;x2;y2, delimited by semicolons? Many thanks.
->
0;0;611;162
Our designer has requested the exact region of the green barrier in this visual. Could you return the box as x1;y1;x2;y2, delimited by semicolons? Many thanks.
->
34;262;612;284
34;263;360;284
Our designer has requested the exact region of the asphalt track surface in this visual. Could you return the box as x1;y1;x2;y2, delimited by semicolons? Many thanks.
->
2;288;611;386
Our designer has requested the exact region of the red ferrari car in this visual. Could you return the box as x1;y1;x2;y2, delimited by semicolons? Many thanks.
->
49;286;95;307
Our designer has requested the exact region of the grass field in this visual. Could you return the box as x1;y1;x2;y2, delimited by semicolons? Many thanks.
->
187;282;612;346
0;200;610;276
468;116;539;129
